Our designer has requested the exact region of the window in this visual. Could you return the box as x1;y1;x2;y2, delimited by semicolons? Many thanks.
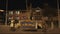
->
9;11;13;15
15;11;20;14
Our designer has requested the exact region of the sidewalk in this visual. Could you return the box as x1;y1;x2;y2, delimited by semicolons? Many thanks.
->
0;25;60;33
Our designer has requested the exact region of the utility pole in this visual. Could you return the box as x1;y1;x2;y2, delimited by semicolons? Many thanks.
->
57;0;60;28
26;0;28;11
5;0;8;25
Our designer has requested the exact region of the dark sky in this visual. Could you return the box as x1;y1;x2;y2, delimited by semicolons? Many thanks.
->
0;0;59;10
0;0;6;10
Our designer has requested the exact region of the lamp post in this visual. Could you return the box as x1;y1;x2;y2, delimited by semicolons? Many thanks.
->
5;0;8;25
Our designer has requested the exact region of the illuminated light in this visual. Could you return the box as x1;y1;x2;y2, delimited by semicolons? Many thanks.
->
16;11;20;14
9;17;11;19
0;10;4;12
9;11;13;15
10;23;14;27
38;24;42;28
15;23;21;28
36;10;40;12
11;20;14;23
9;17;13;19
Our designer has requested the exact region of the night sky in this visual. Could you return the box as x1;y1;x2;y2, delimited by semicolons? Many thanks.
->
0;0;59;10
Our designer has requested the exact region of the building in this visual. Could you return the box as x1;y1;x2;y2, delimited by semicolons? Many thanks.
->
6;4;59;30
0;10;5;25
